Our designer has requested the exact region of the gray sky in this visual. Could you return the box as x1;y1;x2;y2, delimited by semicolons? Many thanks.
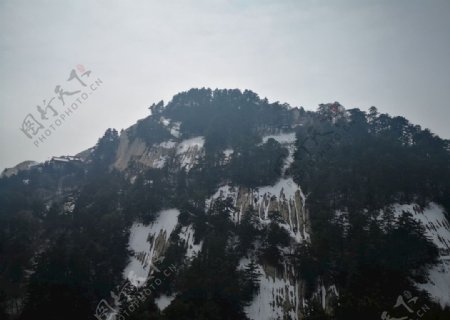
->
1;0;450;171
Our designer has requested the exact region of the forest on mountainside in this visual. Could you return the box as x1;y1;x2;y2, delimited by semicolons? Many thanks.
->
1;89;449;319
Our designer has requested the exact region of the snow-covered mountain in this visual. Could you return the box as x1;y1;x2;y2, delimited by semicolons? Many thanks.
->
1;89;449;320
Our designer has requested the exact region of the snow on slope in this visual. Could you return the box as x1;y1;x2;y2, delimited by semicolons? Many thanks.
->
392;203;450;252
223;148;234;158
262;132;296;174
159;117;180;138
176;136;204;154
208;178;309;242
207;176;312;319
240;258;302;320
155;294;176;311
222;148;234;164
178;225;203;260
392;202;450;307
262;132;296;145
419;261;450;308
123;209;180;287
176;136;205;170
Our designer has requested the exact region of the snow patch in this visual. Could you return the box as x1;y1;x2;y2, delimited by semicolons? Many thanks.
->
257;178;298;204
222;148;234;164
178;225;203;259
152;155;168;169
155;294;176;311
244;262;300;320
176;136;204;154
159;117;180;138
262;132;296;145
417;260;450;307
262;132;296;174
392;203;450;252
223;148;234;158
123;209;180;287
391;202;450;307
208;178;309;242
170;122;181;138
311;282;340;313
256;178;309;242
159;117;170;127
176;136;205;170
159;140;177;149
63;200;75;214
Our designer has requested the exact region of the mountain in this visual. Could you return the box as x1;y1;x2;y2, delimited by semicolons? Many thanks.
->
1;88;449;320
1;161;38;178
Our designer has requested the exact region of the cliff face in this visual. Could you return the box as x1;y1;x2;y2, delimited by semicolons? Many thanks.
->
206;177;311;320
113;131;204;173
208;178;310;242
1;161;38;178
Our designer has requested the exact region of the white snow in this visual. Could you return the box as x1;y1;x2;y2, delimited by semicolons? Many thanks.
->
392;203;450;252
262;132;296;174
123;209;180;287
159;140;177;149
238;257;251;270
244;261;300;320
282;148;295;173
222;148;234;164
207;178;309;242
332;202;450;306
257;178;309;242
256;178;298;205
210;184;236;200
391;202;450;307
207;185;237;209
310;282;339;313
176;136;205;170
329;285;339;297
170;122;181;138
223;148;234;157
63;200;75;214
152;155;168;169
159;117;170;127
417;259;450;307
321;285;326;309
178;225;203;259
155;294;176;311
176;136;205;154
52;156;70;162
159;117;180;138
262;132;296;145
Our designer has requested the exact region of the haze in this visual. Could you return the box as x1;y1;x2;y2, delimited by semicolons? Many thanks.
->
1;0;450;170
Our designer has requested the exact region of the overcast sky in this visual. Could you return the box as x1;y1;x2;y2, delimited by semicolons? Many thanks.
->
1;0;449;170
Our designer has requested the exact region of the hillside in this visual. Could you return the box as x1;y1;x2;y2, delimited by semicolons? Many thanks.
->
1;88;449;320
